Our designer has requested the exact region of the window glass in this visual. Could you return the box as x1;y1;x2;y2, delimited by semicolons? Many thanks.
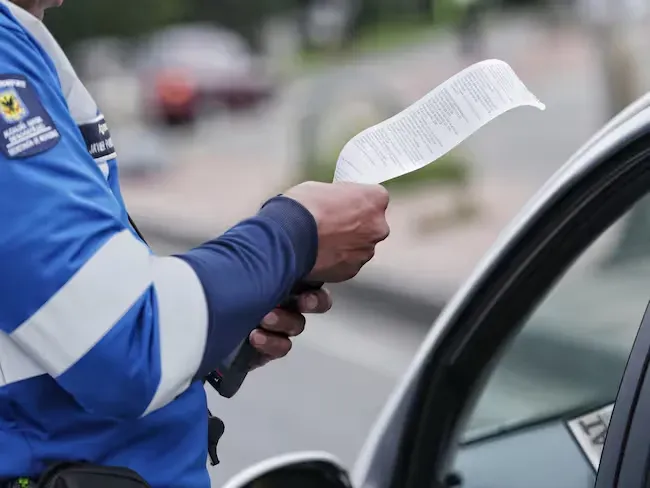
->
464;196;650;440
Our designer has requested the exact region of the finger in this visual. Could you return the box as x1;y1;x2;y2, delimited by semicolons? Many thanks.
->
249;330;293;359
349;246;375;266
335;249;375;282
367;184;390;210
261;309;306;336
298;288;332;314
373;218;390;243
248;353;273;371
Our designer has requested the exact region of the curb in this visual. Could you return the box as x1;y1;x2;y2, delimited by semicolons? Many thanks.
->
133;215;447;328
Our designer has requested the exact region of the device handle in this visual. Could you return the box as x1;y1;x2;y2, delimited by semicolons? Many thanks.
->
213;281;324;398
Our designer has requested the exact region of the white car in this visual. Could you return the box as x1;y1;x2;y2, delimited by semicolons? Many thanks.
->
216;92;650;488
135;24;275;126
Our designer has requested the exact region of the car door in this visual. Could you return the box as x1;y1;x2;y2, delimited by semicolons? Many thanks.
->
594;301;650;487
352;100;650;488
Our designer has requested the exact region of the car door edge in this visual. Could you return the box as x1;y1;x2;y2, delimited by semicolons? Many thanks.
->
354;105;650;488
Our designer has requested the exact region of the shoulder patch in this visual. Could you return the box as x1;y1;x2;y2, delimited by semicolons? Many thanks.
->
0;74;60;159
78;114;117;163
566;403;613;471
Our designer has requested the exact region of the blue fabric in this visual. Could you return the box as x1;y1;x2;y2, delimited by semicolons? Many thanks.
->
179;196;318;379
0;5;318;487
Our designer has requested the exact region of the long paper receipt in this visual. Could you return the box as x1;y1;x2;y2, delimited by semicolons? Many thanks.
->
333;59;546;184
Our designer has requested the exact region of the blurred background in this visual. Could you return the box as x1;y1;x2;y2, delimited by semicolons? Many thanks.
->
45;0;650;485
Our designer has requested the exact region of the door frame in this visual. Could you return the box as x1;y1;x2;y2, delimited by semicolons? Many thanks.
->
595;301;650;488
387;112;650;488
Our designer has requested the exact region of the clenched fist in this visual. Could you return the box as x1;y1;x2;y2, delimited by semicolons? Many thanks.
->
248;288;333;369
284;181;390;283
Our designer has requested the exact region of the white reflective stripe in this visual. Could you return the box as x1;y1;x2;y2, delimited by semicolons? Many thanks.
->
98;161;110;179
143;257;208;415
11;230;152;376
0;331;45;386
82;114;105;126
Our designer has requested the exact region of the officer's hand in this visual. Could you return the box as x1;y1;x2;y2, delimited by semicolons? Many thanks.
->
284;181;390;283
248;288;333;369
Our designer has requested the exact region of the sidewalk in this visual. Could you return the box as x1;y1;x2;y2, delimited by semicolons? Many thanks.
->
120;15;650;319
122;149;539;315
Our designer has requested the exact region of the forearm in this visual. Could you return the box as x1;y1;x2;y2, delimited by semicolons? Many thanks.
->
177;196;318;379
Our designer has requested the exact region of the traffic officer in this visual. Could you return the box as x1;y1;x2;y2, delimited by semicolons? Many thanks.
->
0;1;390;487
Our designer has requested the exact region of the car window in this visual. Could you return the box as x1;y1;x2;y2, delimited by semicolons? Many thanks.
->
463;195;650;440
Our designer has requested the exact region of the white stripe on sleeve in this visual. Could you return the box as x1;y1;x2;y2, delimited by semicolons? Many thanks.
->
0;331;45;387
10;229;208;406
143;256;208;415
11;230;152;376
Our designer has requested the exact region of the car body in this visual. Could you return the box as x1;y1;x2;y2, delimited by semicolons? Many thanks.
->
218;92;650;488
135;25;275;126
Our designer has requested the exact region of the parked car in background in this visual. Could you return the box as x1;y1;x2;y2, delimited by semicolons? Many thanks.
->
135;24;275;126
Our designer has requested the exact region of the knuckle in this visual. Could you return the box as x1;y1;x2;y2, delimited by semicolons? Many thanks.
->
381;221;390;240
348;264;362;279
280;312;303;334
322;287;333;311
311;289;332;314
264;309;305;334
364;248;376;263
293;315;306;335
336;264;360;282
250;330;266;349
373;185;390;207
371;219;390;243
277;339;293;358
262;311;283;331
379;184;390;200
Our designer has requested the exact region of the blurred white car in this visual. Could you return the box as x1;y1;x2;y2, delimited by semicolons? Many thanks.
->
134;24;275;126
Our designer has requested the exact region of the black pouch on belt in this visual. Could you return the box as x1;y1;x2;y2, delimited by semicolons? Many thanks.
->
36;462;151;488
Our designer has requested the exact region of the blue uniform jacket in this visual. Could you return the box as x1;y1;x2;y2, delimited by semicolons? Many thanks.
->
0;3;317;487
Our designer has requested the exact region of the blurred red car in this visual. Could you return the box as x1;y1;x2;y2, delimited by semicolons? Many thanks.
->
136;25;275;125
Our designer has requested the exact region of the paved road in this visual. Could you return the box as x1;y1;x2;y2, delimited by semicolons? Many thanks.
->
149;237;428;487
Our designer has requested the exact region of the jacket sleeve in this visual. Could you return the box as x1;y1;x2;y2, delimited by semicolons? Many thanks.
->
0;24;317;419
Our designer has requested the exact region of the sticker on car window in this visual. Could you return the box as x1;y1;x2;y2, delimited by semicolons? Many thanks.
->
566;403;614;471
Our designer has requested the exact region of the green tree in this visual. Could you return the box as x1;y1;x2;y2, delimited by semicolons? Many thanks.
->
187;0;295;52
45;0;191;48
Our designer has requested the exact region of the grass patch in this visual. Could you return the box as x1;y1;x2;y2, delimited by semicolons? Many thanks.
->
353;21;438;53
300;150;479;232
433;0;465;25
383;152;470;189
291;0;467;75
296;21;438;71
301;150;471;191
300;108;472;190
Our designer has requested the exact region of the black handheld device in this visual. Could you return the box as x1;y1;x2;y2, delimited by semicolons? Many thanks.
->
207;281;324;398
